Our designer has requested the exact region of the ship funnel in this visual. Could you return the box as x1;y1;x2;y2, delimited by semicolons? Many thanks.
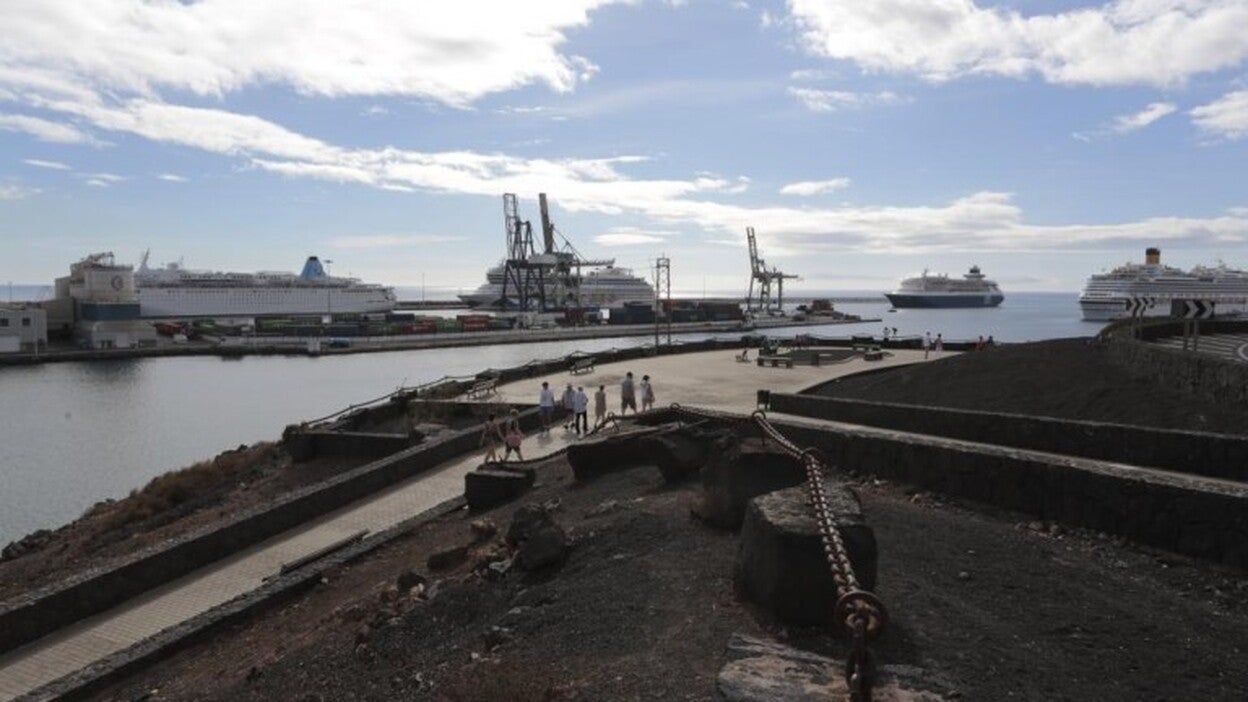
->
1145;247;1161;265
300;256;328;280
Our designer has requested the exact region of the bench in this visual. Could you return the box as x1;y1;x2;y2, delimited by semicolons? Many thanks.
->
467;377;498;399
569;357;595;375
756;355;794;369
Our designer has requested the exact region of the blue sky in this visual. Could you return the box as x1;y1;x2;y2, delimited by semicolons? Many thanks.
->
2;0;1247;295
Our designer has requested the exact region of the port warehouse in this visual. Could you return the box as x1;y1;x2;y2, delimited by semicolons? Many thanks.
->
147;299;746;339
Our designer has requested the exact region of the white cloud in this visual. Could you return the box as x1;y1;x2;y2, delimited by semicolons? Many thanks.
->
1112;102;1178;132
788;68;839;82
22;158;70;170
780;178;851;196
1191;90;1248;139
80;172;126;188
0;182;39;200
788;87;908;112
157;173;189;182
0;113;92;143
0;1;619;109
788;0;1248;87
331;234;468;248
593;227;678;246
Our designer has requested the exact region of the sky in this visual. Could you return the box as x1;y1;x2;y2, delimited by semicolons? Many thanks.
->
1;0;1247;296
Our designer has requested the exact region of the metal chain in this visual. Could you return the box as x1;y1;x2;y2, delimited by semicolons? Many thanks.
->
668;403;888;701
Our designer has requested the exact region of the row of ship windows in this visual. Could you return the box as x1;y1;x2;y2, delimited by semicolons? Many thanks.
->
0;317;33;327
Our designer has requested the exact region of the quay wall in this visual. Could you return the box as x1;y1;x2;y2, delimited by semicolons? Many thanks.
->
768;393;1248;482
0;406;544;657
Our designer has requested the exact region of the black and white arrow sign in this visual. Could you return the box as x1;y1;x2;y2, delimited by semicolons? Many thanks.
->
1125;297;1156;317
1181;299;1215;319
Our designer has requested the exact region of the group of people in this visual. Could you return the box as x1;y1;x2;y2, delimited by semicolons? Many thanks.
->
480;371;659;462
922;332;944;359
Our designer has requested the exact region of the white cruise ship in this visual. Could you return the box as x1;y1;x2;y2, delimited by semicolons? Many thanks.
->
135;253;396;319
1079;248;1248;321
459;262;655;309
885;266;1004;308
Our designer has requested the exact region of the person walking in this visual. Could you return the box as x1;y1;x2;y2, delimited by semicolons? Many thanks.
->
935;333;944;357
561;382;576;430
538;381;555;433
480;412;502;463
620;371;637;415
593;384;607;428
572;386;589;436
923;332;932;360
502;409;523;461
640;374;656;412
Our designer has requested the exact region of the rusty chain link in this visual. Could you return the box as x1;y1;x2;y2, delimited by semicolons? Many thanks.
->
669;403;888;701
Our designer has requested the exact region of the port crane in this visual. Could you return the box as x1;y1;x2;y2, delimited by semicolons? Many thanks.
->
746;226;798;315
497;193;610;313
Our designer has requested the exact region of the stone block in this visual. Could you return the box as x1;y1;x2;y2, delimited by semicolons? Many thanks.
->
566;427;656;481
714;634;944;702
698;437;806;529
735;481;877;627
465;465;535;511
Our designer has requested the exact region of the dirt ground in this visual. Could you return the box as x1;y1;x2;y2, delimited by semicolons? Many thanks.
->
0;402;507;600
92;444;1248;702
812;338;1248;434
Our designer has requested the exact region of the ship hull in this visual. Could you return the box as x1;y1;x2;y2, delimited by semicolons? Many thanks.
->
138;287;395;318
885;293;1004;309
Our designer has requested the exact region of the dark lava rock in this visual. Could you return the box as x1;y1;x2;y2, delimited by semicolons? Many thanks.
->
697;437;806;530
427;544;470;571
566;427;660;481
396;569;426;592
506;503;569;571
735;481;877;627
641;428;729;484
2;528;53;561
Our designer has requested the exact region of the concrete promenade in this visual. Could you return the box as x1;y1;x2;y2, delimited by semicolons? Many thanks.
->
0;347;929;699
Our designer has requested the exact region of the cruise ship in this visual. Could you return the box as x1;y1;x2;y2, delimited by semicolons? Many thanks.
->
459;262;655;308
135;253;396;319
1079;248;1248;321
885;266;1004;308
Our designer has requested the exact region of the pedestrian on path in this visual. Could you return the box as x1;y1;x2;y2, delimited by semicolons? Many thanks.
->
503;409;523;461
561;383;576;430
923;332;932;360
572;386;589;436
640;374;656;412
935;333;944;357
538;381;555;432
620;371;637;415
594;384;607;428
480;412;502;462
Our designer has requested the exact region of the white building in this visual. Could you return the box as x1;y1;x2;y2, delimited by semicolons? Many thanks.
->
53;253;156;349
0;305;47;353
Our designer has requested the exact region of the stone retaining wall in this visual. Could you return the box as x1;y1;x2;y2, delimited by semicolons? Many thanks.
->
287;430;417;460
1105;336;1248;405
772;419;1248;568
768;393;1248;482
0;406;543;657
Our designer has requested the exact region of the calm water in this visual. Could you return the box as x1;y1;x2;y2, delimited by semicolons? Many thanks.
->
0;292;1095;543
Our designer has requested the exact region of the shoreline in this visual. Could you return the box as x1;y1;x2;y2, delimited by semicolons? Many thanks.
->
0;315;879;367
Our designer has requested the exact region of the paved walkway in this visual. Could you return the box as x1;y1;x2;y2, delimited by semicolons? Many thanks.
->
0;431;576;701
493;348;930;412
1;346;936;700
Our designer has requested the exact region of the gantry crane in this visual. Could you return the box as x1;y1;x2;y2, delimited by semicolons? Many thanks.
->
746;226;798;315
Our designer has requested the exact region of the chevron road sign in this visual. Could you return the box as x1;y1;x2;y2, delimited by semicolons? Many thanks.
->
1125;297;1156;317
1177;299;1215;319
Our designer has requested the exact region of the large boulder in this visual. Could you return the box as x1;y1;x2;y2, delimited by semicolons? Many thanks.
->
735;481;877;627
506;503;569;571
697;437;806;529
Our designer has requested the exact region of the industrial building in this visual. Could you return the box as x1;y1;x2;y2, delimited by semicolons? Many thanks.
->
0;304;47;353
49;253;157;349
